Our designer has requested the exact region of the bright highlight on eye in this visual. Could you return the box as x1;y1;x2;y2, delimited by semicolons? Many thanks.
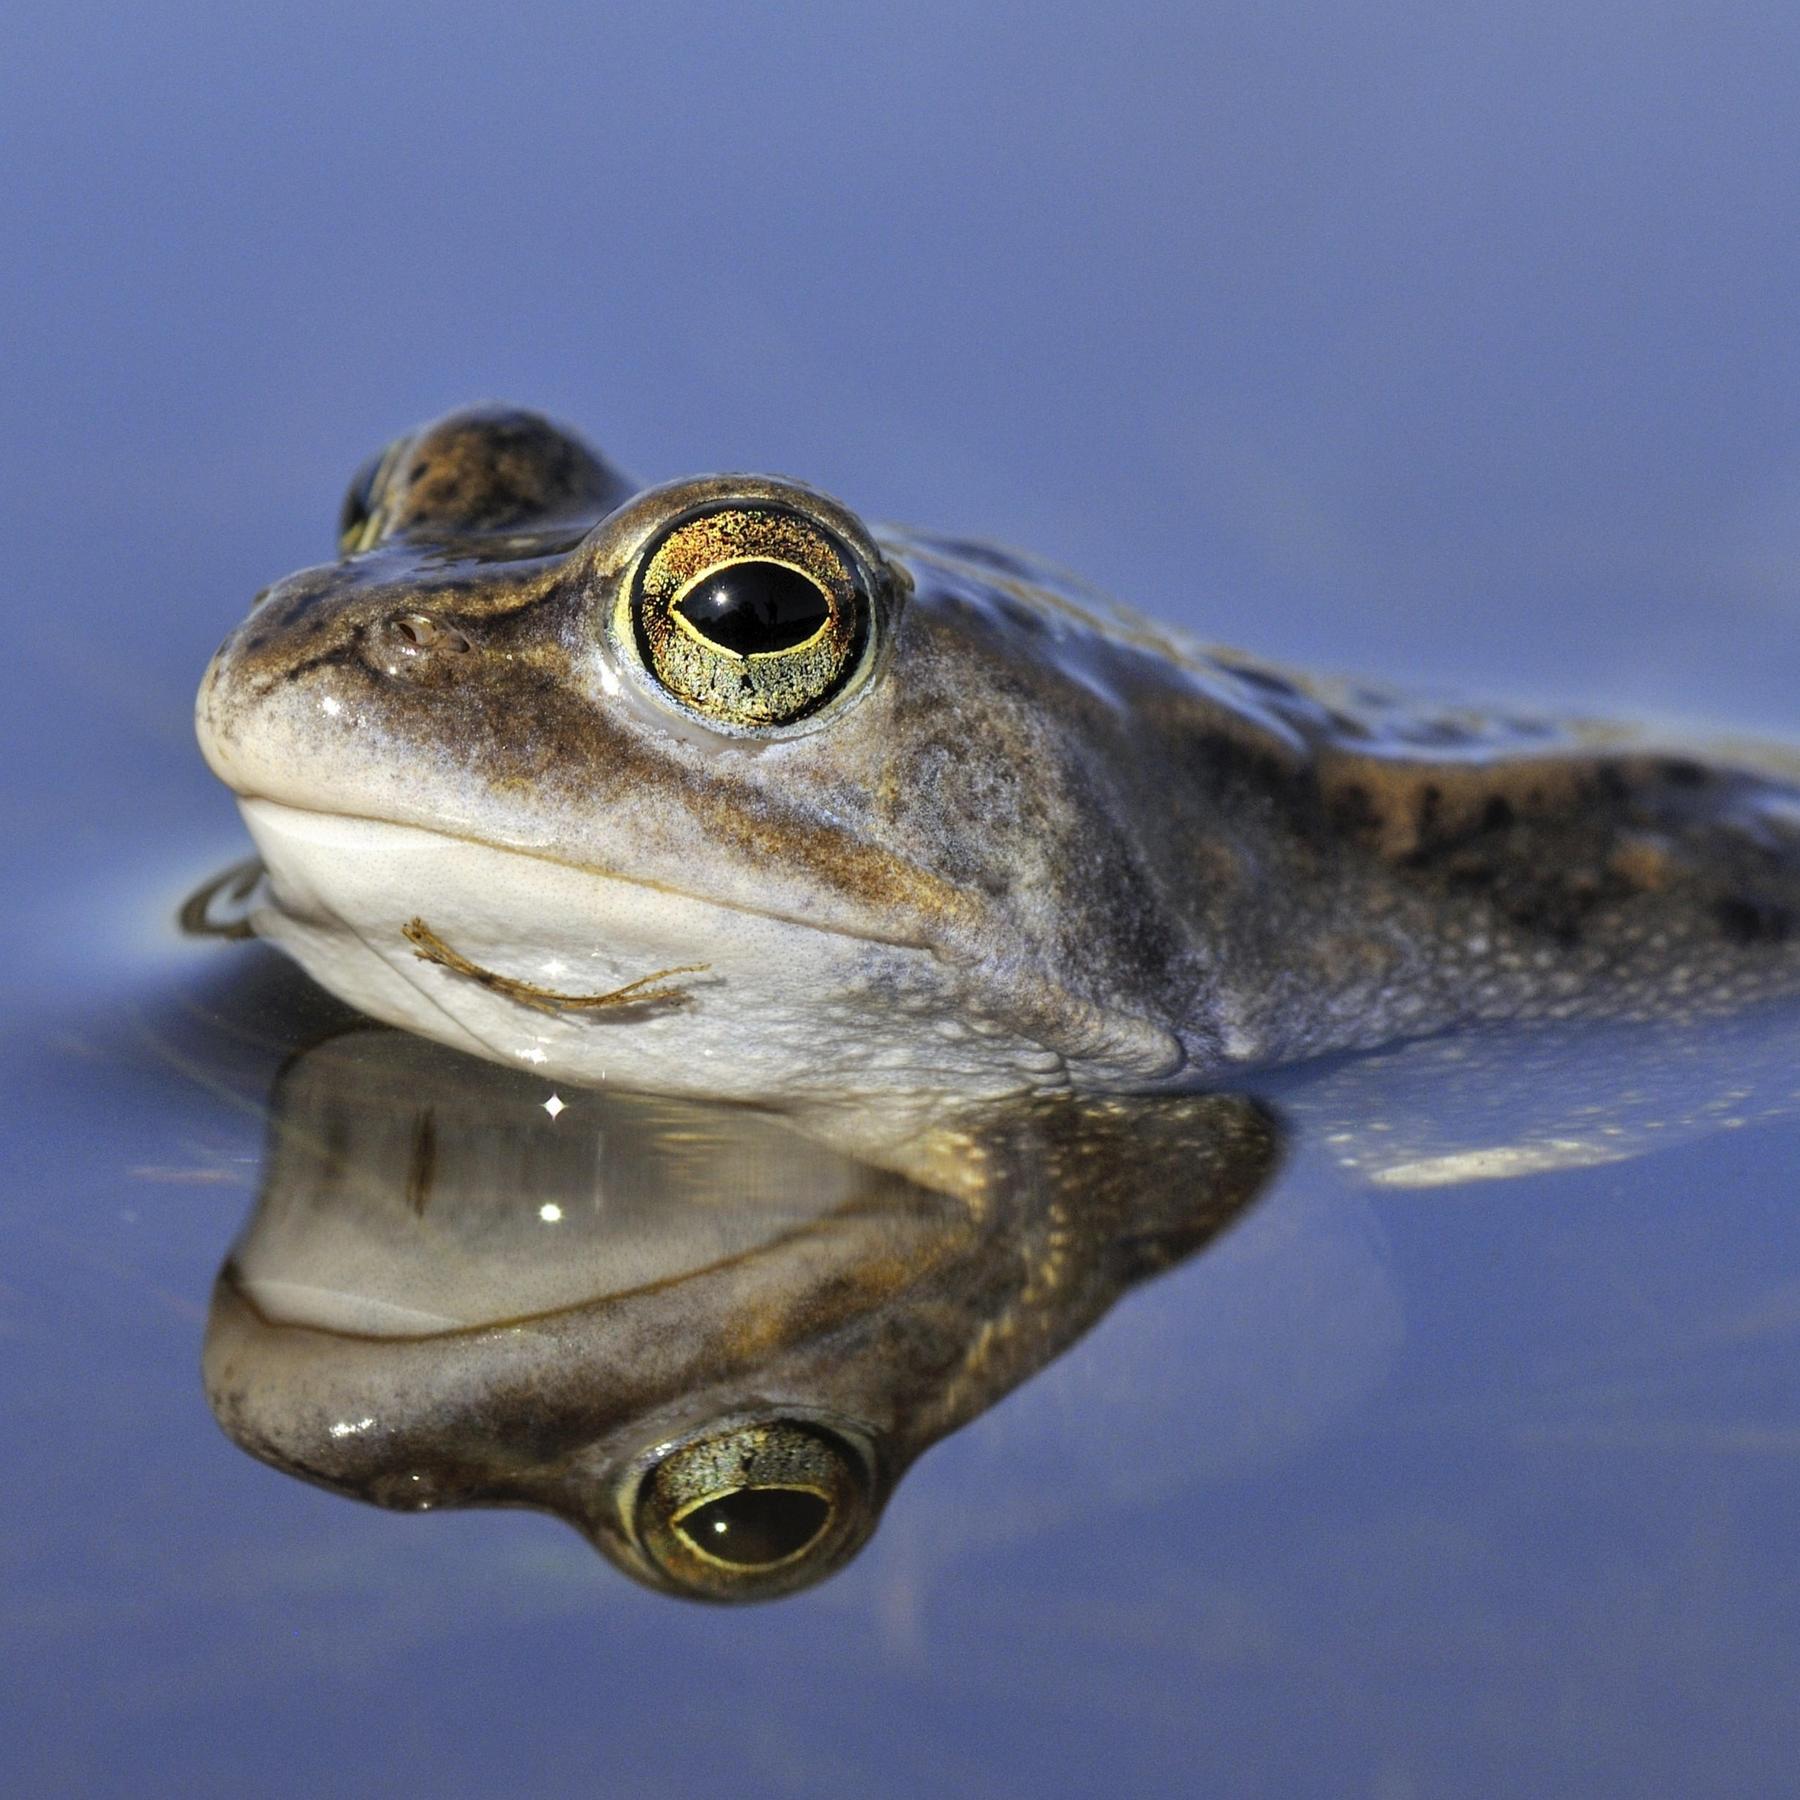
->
627;503;869;729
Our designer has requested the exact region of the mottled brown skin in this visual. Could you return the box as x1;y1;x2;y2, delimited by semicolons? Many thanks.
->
337;404;638;548
199;407;1800;1095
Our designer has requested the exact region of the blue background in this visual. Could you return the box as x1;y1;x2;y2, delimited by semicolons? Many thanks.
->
8;1;1799;857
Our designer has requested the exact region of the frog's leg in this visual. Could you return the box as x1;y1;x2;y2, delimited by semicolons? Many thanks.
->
401;918;706;1015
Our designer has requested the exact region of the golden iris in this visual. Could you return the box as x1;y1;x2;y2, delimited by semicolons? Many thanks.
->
631;1420;870;1600
628;504;866;728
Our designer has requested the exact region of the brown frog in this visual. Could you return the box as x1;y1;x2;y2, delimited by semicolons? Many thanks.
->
194;406;1800;1113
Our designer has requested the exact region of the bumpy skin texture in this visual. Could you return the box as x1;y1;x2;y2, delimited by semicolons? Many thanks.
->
197;407;1800;1102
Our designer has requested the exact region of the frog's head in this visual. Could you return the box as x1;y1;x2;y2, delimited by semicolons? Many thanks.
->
197;407;1189;1106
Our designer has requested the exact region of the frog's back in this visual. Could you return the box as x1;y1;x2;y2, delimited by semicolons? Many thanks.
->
892;529;1800;1074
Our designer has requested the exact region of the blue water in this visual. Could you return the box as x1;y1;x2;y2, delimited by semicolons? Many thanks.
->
5;4;1800;1794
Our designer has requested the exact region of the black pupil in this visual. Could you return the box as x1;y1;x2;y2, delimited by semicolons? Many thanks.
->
675;561;831;656
677;1488;831;1566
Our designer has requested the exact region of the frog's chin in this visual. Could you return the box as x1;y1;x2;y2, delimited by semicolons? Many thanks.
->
233;798;1072;1112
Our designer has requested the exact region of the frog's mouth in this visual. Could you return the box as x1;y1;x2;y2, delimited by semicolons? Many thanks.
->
235;799;943;957
230;798;1076;1107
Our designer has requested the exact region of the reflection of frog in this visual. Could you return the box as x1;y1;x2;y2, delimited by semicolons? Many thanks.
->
203;1025;1277;1601
188;953;1797;1603
196;406;1800;1109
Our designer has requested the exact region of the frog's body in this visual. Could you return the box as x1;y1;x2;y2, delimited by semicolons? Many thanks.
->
197;407;1800;1112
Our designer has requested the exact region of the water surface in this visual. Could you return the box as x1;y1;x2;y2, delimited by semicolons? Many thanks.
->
7;911;1799;1795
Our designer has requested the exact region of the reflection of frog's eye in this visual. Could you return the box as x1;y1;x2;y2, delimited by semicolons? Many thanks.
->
630;1419;874;1601
626;504;871;730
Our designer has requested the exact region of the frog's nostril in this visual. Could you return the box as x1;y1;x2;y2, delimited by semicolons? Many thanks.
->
390;613;472;655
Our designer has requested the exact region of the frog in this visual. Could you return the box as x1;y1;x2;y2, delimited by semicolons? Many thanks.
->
195;406;1800;1116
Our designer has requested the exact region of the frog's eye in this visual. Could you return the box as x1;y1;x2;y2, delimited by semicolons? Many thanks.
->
628;1419;874;1601
626;503;871;730
337;408;637;553
338;437;409;556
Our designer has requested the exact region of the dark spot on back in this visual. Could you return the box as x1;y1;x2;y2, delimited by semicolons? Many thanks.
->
1661;758;1711;788
994;594;1047;635
1225;664;1300;699
934;538;1042;581
1328;782;1382;841
1399;719;1477;748
1715;896;1794;945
